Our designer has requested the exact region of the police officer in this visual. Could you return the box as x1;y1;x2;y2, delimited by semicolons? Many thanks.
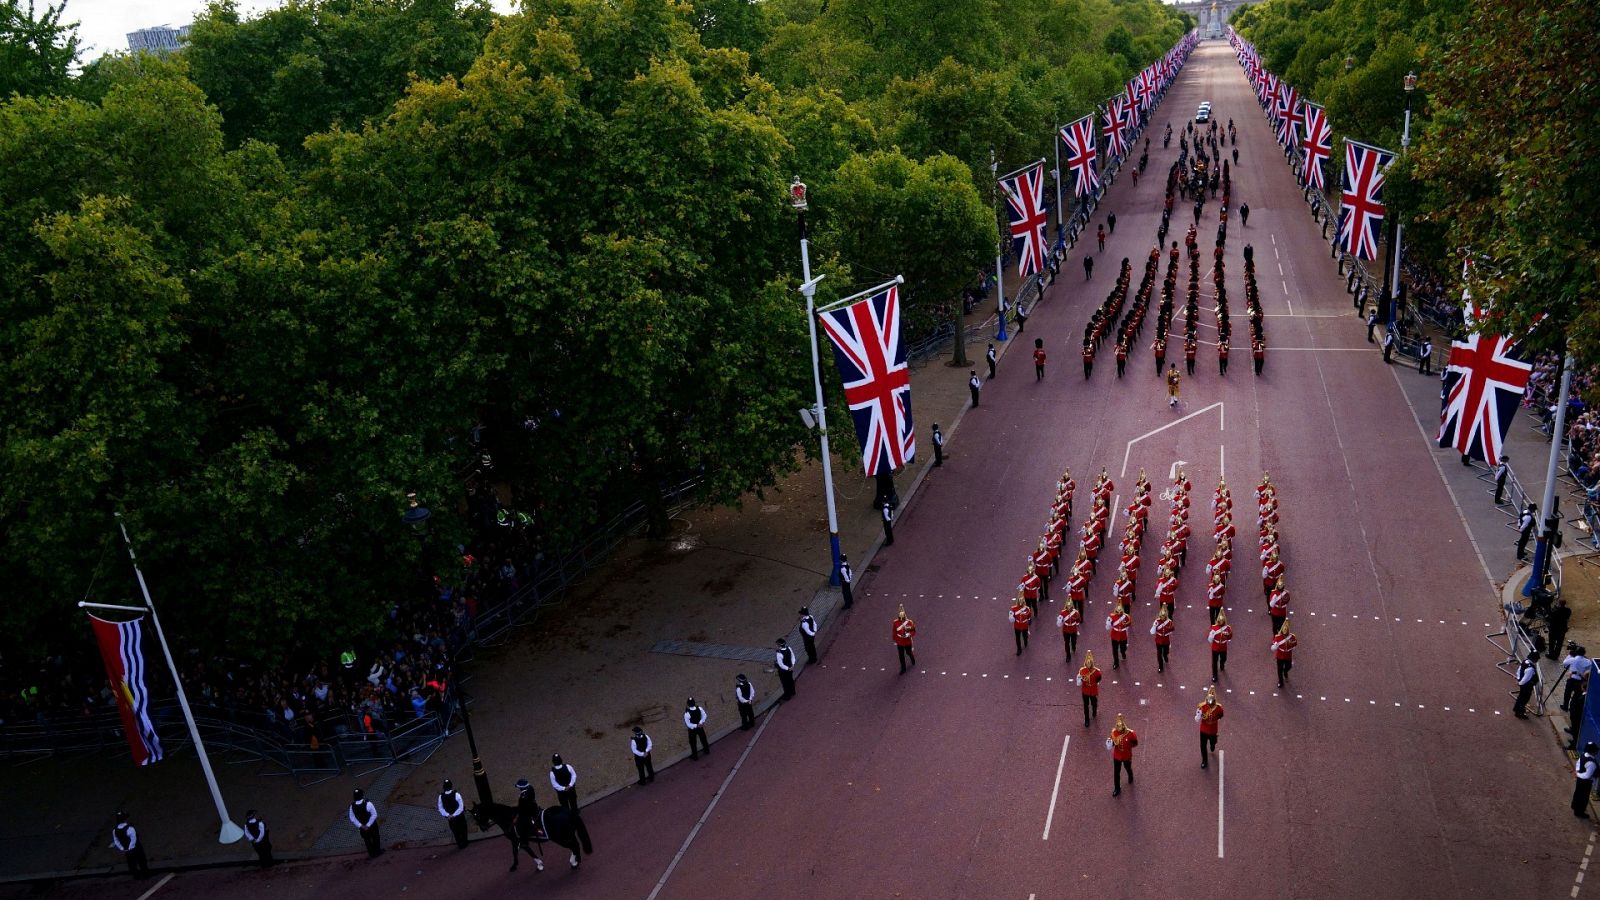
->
838;554;855;609
549;753;579;812
1575;743;1598;819
776;638;797;699
110;811;149;878
437;780;469;849
735;673;756;729
630;726;655;784
799;607;820;663
986;343;998;380
514;777;539;839
1516;503;1537;561
1418;338;1433;375
244;809;273;866
684;697;711;760
1561;645;1591;712
881;501;895;546
348;789;382;857
1513;651;1539;718
931;424;945;467
969;370;982;407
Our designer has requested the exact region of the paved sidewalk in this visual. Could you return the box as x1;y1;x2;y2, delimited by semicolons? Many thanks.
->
0;267;1060;881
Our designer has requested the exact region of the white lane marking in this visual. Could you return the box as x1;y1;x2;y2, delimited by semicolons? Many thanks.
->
647;705;781;900
1120;402;1225;478
1281;280;1289;295
1218;748;1226;858
136;873;175;900
1277;262;1284;276
1270;233;1276;245
1042;734;1072;840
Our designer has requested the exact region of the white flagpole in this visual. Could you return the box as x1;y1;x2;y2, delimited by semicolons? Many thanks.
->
793;185;843;586
112;513;244;844
1054;126;1065;250
992;148;1006;343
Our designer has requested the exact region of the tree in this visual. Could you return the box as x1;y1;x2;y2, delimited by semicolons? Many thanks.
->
0;0;77;97
1412;0;1600;358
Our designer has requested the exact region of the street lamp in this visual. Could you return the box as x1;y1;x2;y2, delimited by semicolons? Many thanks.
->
1382;71;1419;326
990;148;1009;343
792;177;845;586
402;491;431;536
448;655;493;805
1343;56;1354;73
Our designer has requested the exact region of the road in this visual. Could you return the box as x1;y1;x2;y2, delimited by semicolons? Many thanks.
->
20;40;1590;900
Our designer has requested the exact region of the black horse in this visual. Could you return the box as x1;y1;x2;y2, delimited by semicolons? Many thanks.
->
470;800;594;872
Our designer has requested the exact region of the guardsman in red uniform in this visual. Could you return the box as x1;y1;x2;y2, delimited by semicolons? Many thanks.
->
1111;565;1135;611
1044;529;1064;574
1058;602;1081;657
1214;514;1236;547
1153;337;1167;375
1196;687;1224;769
1115;342;1129;378
1218;339;1230;375
1252;338;1265;375
1184;337;1197;376
1093;469;1114;502
1205;545;1231;586
1078;652;1103;727
1010;595;1033;655
1213;479;1231;519
1151;604;1175;672
1071;548;1093;585
1067;569;1088;612
1262;549;1285;598
1173;518;1191;567
1272;621;1297;688
1106;602;1132;668
1081;524;1103;574
1208;611;1233;682
1032;543;1053;600
1153;565;1178;613
1109;714;1139;796
1083;342;1095;378
1059;468;1076;499
1268;577;1291;633
1019;564;1042;614
892;606;917;674
1259;523;1278;563
1256;472;1273;503
1206;572;1227;623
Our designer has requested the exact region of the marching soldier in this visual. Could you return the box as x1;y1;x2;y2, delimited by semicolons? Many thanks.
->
438;780;469;849
244;809;274;866
799;607;820;663
1184;336;1197;376
630;726;656;784
110;811;150;878
1078;652;1103;727
1083;341;1095;379
684;697;711;760
1262;549;1285;598
838;554;855;609
893;606;917;673
1108;714;1139;797
550;753;579;812
349;789;382;858
776;638;797;698
970;370;982;407
881;501;895;546
1010;595;1033;655
931;425;945;467
1020;563;1042;614
1513;650;1538;718
1166;364;1182;407
1152;604;1175;673
1272;622;1298;688
1268;578;1291;633
735;673;756;730
1107;602;1132;669
1208;611;1233;683
1197;687;1224;769
1034;338;1048;381
1574;743;1598;819
1252;338;1265;375
1058;601;1081;657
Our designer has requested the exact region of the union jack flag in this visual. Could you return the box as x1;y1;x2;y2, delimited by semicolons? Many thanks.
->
1275;85;1300;147
1337;139;1395;260
1437;270;1533;466
999;162;1050;277
1141;68;1157;109
818;284;915;476
1060;115;1099;198
1104;99;1127;159
1301;103;1332;191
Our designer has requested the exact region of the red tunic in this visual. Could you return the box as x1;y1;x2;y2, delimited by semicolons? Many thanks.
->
1011;604;1033;631
893;619;916;646
1209;624;1233;652
1197;702;1224;735
1107;612;1132;641
1268;589;1291;617
1272;633;1297;660
1034;348;1048;367
1207;581;1227;608
1110;729;1138;761
1020;573;1041;601
1152;618;1175;646
1079;666;1102;696
1059;607;1081;634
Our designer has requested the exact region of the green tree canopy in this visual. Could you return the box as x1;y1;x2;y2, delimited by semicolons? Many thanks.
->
0;0;78;97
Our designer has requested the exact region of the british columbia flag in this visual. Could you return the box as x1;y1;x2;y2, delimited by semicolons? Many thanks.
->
818;284;915;477
999;162;1050;277
1060;115;1099;198
1301;103;1332;191
1337;139;1395;260
1438;264;1534;466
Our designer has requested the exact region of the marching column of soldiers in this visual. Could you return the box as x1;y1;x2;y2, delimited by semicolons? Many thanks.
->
1082;259;1132;378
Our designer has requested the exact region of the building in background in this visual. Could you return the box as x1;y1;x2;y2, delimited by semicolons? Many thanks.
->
126;24;190;54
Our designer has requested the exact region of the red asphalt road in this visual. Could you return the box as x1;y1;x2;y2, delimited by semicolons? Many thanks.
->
30;42;1591;900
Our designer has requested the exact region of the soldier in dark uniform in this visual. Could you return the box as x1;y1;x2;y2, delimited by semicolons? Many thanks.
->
348;789;382;858
549;754;579;812
244;810;274;866
110;811;150;878
437;780;469;849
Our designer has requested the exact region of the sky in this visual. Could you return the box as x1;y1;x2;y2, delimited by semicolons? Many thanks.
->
59;0;518;60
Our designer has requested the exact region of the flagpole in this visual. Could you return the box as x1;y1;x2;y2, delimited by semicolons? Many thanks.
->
1053;126;1065;250
992;148;1008;343
792;182;843;586
1526;351;1575;599
111;513;244;844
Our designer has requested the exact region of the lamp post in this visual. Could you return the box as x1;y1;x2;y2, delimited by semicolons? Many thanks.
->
403;491;432;537
792;178;844;586
1343;56;1355;73
448;655;493;804
1527;351;1577;599
991;148;1009;343
1383;71;1418;326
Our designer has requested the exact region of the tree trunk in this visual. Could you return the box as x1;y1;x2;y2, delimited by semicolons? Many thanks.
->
950;314;969;366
